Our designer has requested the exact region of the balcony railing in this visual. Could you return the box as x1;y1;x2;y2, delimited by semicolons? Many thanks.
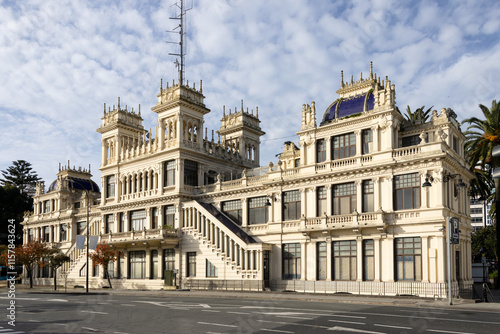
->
102;227;179;243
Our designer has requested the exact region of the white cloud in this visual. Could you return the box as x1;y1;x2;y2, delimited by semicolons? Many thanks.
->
1;0;500;183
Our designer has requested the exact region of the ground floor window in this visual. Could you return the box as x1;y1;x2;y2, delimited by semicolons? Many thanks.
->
187;252;196;277
107;261;114;279
118;256;125;279
333;240;357;280
283;243;301;279
151;250;158;279
317;242;327;280
164;249;175;272
363;240;374;281
206;259;218;277
129;251;146;279
395;237;421;281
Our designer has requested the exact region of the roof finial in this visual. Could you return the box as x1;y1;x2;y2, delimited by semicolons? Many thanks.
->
256;106;259;118
341;70;344;88
350;75;353;84
200;80;203;93
160;78;163;92
360;72;363;81
223;105;226;117
118;97;120;110
138;104;141;117
370;61;373;80
103;103;106;115
241;99;244;112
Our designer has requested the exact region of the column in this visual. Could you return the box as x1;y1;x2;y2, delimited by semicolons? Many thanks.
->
300;188;306;218
146;208;151;230
386;237;395;282
356;237;363;281
145;249;151;279
241;198;248;227
420;172;429;209
421;236;429;282
355;180;362;213
326;238;332;280
355;130;362;156
326;185;332;216
382;176;393;212
124;251;130;279
300;242;307;280
374;238;381;282
325;136;332;161
372;126;380;152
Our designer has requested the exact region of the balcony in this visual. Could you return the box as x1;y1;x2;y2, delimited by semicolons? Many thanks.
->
101;227;180;247
300;210;387;234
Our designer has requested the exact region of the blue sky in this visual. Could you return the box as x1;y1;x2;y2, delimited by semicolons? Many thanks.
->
1;0;500;184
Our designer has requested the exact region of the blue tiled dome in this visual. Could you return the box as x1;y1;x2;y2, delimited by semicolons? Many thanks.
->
321;92;375;126
47;177;100;193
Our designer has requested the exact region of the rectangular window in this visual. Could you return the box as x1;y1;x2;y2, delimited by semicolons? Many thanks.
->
74;202;81;209
77;221;87;235
362;180;374;212
402;135;421;147
395;237;422;281
105;214;114;234
43;226;50;242
332;133;355;160
119;212;124;232
184;160;198;186
333;183;356;215
187;252;196;277
129;251;146;279
283;190;301;221
152;208;158;229
164;160;176;186
394;173;420;210
316;139;326;163
333;240;357;281
59;224;67;241
452;136;459;153
317;186;327;217
295;159;300;167
362;129;373;154
317;242;327;280
164;249;175;272
164;205;175;227
28;228;34;242
43;200;50;213
222;200;243;225
363;240;374;281
206;259;218;277
118;256;125;279
248;197;268;225
283;243;301;280
106;175;115;198
130;210;146;231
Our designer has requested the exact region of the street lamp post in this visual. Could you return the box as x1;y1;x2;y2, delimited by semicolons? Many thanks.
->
86;190;89;293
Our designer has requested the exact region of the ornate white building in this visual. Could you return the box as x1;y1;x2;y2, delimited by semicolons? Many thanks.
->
23;63;474;297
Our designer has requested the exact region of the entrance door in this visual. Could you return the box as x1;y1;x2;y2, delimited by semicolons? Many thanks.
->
263;250;270;287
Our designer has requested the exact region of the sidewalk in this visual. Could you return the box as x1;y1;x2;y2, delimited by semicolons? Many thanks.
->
7;284;500;312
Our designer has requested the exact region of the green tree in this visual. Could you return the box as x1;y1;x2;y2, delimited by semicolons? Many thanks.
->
471;225;496;263
89;243;123;288
0;160;41;196
0;184;31;245
48;251;70;291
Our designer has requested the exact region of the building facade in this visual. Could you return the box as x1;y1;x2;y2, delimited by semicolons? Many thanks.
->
23;64;474;297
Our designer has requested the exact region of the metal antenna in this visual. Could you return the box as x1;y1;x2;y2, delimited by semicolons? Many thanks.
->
167;0;192;86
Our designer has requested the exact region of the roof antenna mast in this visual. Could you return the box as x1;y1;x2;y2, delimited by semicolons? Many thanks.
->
168;0;192;86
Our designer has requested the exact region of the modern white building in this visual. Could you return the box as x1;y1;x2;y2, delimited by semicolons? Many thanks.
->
23;63;475;298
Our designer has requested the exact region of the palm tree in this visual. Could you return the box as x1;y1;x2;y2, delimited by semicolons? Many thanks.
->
404;105;433;125
463;100;500;288
463;100;500;169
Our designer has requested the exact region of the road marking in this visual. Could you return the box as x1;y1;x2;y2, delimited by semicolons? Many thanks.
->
47;299;68;302
374;324;412;330
427;330;474;334
81;310;108;315
203;310;221;313
137;301;211;308
328;320;366;325
227;311;251;315
330;314;366;319
198;322;238;328
28;320;40;323
120;304;136;306
276;315;314;320
258;320;330;330
327;326;386;333
349;312;500;325
261;329;294;333
81;327;99;332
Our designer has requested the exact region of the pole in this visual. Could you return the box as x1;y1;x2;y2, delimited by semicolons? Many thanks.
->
447;217;452;305
495;178;500;289
86;191;89;293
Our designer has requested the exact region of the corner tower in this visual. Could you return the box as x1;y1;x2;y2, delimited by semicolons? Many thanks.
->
218;100;265;168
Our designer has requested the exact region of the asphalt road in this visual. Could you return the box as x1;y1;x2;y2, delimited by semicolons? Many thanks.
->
2;292;500;334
